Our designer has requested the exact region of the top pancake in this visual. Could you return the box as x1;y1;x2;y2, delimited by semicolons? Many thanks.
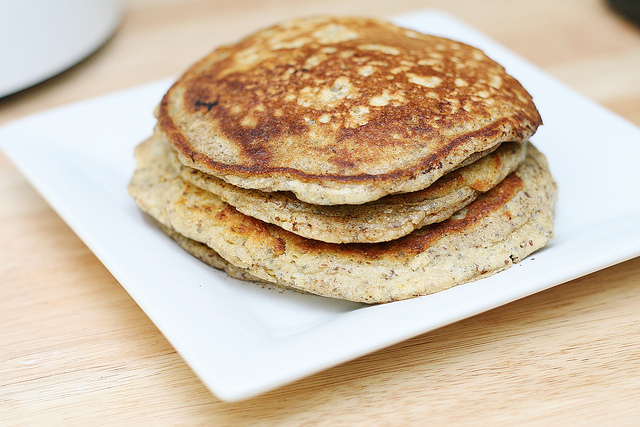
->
158;16;542;205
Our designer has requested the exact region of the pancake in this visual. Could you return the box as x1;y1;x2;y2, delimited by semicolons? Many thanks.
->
128;136;556;303
154;221;264;283
165;130;528;243
158;16;542;205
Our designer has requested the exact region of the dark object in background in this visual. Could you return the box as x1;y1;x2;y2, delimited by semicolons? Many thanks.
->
607;0;640;28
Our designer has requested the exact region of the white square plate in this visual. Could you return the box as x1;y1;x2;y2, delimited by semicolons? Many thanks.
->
3;10;640;401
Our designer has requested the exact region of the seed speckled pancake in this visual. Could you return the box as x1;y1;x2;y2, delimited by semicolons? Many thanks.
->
164;130;528;243
128;136;556;303
158;16;542;205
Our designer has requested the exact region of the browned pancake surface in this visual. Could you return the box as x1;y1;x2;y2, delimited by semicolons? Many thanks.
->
159;16;542;205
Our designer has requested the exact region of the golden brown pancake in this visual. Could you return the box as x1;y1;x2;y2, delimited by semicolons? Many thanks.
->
158;16;542;205
128;136;556;303
165;130;528;243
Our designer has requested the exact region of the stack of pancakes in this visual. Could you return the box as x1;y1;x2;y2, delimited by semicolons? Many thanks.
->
129;17;557;303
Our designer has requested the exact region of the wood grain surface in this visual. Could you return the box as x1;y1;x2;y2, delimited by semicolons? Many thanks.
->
1;0;640;424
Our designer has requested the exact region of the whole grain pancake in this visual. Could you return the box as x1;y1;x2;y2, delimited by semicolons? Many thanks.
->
158;16;542;205
154;221;264;283
128;136;556;303
165;130;528;243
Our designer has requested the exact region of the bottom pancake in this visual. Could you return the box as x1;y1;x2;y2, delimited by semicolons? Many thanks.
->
154;221;264;283
128;137;557;303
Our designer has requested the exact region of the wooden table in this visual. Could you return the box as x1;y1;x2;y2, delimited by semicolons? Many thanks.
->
2;0;640;423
